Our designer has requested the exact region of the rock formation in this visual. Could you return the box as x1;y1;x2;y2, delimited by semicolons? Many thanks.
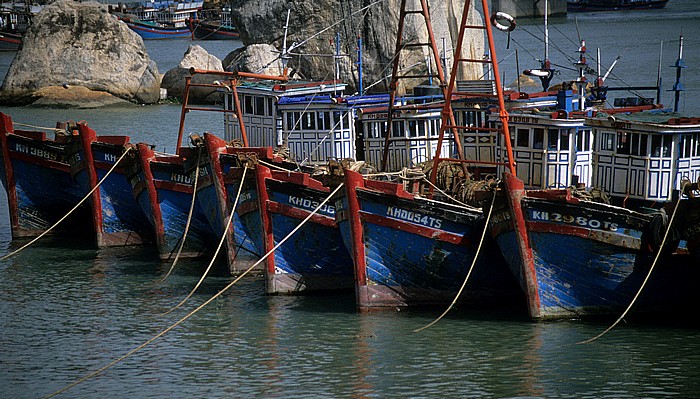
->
0;0;160;107
229;0;484;95
161;44;224;103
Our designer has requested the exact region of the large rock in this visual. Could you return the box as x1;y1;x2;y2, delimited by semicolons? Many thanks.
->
223;43;285;76
0;0;160;106
161;44;224;103
229;0;484;95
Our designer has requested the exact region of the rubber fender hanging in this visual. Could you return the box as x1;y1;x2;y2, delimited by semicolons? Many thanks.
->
491;12;516;32
649;208;679;254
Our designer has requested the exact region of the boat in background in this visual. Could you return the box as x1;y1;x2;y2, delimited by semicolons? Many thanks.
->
119;17;191;39
0;113;91;238
567;0;669;12
0;31;21;51
111;0;202;39
68;124;155;247
187;7;238;40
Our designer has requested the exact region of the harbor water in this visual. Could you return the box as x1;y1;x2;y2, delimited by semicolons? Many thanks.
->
2;2;700;397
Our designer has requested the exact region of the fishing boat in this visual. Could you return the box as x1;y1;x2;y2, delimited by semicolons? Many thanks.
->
567;0;669;12
187;8;238;40
187;18;239;40
0;113;91;238
113;0;202;39
124;142;217;261
0;31;21;51
255;162;355;293
335;0;526;310
68;123;155;247
119;17;191;39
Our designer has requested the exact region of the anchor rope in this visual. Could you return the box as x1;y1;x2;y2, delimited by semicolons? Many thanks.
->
577;182;687;344
157;146;203;283
1;146;133;261
414;189;497;333
257;158;295;173
43;182;344;399
12;122;64;133
161;165;249;315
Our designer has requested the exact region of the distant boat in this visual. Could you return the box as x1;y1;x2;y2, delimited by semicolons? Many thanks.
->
567;0;669;12
111;0;203;39
0;32;21;51
119;17;191;39
187;18;239;40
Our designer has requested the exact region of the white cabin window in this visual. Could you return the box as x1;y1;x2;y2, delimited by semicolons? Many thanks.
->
244;95;254;114
560;130;570;151
254;97;265;116
651;134;671;157
576;129;592;151
516;128;529;147
301;112;316;130
533;128;544;149
392;121;403;137
547;129;558;150
601;132;615;151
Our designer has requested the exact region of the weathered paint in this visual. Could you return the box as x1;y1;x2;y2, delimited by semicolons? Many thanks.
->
71;124;154;247
495;172;660;320
255;164;354;294
126;144;215;260
340;168;519;309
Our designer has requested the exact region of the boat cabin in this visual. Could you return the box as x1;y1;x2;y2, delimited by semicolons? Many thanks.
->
277;94;387;166
357;100;448;172
223;79;347;149
585;112;700;204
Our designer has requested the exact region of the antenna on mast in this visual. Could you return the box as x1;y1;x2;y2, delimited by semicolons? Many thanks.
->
670;34;686;113
523;0;554;91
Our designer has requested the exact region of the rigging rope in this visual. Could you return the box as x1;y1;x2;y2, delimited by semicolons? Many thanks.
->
1;146;133;261
577;182;687;344
42;183;345;399
161;165;250;315
156;146;203;284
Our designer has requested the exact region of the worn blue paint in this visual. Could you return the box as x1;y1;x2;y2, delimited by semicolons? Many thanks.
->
494;196;656;319
195;164;258;256
88;153;152;236
266;186;353;280
131;165;215;257
9;157;84;232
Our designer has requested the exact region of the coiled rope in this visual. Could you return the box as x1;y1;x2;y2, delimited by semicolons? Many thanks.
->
414;190;497;332
161;165;250;315
43;182;344;399
577;182;687;344
156;146;203;284
1;146;133;261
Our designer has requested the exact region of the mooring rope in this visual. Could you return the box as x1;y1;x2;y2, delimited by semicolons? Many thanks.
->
414;190;497;333
577;183;686;344
161;165;250;316
12;121;64;133
156;146;203;284
42;183;344;399
1;146;132;261
257;158;295;173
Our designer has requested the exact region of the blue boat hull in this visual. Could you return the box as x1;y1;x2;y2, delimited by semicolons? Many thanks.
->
339;169;521;309
123;19;191;39
0;115;90;238
492;172;674;320
69;125;154;247
127;144;216;260
256;165;354;294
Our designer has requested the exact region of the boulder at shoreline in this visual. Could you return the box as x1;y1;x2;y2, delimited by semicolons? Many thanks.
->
0;0;161;106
